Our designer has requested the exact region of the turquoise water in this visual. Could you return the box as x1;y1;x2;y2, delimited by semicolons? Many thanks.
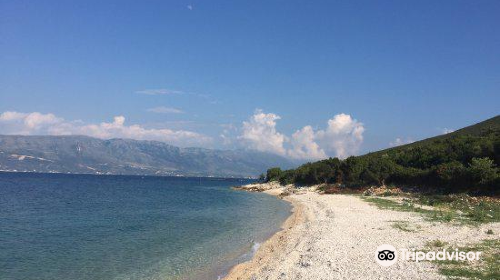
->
0;173;291;280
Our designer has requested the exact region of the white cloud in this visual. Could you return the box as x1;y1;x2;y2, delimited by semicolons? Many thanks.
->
442;128;454;134
389;137;414;147
24;112;62;129
0;111;63;134
315;113;364;159
187;4;193;10
238;110;365;160
136;89;184;95
238;109;287;155
0;111;28;121
147;106;184;114
287;125;327;160
0;111;211;147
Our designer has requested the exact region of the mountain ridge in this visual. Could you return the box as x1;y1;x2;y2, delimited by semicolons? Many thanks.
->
0;135;297;178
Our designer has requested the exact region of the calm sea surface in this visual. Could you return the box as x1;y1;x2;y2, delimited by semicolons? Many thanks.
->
0;173;291;280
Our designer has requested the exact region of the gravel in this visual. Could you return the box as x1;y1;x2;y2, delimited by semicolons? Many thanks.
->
225;185;500;280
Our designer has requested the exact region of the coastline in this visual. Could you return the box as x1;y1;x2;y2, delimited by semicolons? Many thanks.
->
224;183;308;279
224;183;500;280
212;185;297;280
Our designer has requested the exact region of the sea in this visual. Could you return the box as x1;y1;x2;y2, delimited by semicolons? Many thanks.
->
0;172;291;280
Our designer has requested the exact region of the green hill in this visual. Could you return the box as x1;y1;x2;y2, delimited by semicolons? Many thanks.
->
438;115;500;137
266;115;500;195
377;115;500;153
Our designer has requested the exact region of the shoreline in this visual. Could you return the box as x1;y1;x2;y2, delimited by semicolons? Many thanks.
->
224;184;307;280
224;183;500;280
213;186;297;280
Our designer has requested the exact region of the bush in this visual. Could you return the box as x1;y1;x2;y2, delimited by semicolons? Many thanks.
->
468;157;498;185
266;167;282;182
264;129;500;195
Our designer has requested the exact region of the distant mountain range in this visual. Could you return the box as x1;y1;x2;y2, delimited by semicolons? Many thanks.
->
0;135;297;178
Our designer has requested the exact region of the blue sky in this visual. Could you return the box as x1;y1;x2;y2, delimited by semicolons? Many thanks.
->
1;0;499;160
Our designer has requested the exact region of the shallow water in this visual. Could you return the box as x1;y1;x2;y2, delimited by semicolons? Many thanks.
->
0;173;291;280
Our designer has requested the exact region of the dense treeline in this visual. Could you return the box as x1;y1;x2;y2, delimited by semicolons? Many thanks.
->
265;123;500;195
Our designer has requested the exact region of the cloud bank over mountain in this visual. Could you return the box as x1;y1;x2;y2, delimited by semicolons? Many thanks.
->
0;110;364;160
0;111;211;147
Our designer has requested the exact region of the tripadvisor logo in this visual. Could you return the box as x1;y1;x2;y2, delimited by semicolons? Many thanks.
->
375;244;482;267
376;244;397;267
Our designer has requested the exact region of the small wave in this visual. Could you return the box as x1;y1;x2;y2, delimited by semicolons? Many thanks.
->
251;241;261;253
216;241;262;280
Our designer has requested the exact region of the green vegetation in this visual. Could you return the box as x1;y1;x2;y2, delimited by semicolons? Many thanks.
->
361;196;458;223
417;194;500;223
426;239;447;248
430;239;500;280
362;195;500;224
362;197;420;212
265;115;500;196
391;220;420;232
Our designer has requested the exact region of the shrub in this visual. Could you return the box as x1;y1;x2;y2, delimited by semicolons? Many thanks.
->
266;167;283;182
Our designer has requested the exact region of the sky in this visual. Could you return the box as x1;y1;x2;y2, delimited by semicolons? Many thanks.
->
1;0;499;161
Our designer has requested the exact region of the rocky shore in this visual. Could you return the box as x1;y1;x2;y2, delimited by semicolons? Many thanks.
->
225;183;500;280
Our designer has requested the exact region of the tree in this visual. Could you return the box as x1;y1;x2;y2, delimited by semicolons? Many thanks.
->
468;157;498;185
264;127;500;194
266;167;283;182
279;170;295;185
435;161;465;182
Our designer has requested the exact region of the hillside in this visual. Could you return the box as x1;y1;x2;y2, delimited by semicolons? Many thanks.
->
0;135;296;178
376;115;500;153
266;115;500;195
